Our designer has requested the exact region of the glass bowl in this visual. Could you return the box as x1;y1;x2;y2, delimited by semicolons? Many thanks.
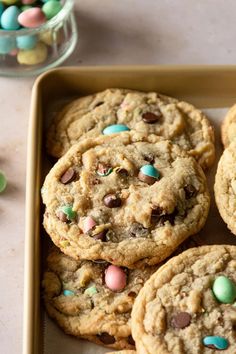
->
0;0;77;77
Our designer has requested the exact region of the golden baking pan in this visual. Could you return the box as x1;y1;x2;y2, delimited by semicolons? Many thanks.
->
23;65;236;354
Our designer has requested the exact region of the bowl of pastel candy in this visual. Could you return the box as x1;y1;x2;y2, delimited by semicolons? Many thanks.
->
0;0;77;76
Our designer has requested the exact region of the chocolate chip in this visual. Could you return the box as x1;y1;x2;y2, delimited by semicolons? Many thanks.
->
128;291;137;298
129;223;149;237
94;101;104;108
105;229;119;242
103;194;122;208
57;211;69;223
92;178;101;185
151;207;177;226
93;259;108;264
128;335;135;345
142;111;161;124
97;332;115;344
60;168;76;184
115;168;129;177
171;312;191;329
138;171;157;185
184;184;197;199
93;230;107;241
143;153;155;164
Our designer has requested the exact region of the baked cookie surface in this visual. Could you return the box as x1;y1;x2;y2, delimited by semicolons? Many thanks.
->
221;104;236;148
47;88;215;170
214;139;236;235
107;351;136;354
42;248;157;350
42;132;210;268
131;245;236;354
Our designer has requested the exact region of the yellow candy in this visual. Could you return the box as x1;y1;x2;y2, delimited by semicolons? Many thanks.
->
39;30;54;46
39;29;62;46
1;0;18;4
17;42;47;65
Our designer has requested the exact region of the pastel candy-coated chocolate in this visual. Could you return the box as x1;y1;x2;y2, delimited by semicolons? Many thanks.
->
0;171;7;193
203;336;229;350
63;289;74;296
1;0;18;4
105;265;126;291
83;216;96;233
42;0;62;20
212;275;236;303
84;285;98;296
1;6;20;30
16;34;37;49
9;48;18;56
18;8;46;28
39;30;54;45
21;0;37;4
60;205;76;221
140;164;159;178
0;36;16;54
20;5;33;12
103;124;130;135
17;42;47;65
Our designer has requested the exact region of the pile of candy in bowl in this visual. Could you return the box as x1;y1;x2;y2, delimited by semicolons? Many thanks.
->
0;0;77;76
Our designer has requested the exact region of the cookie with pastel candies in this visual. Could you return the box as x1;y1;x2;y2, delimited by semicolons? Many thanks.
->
46;88;215;170
42;247;158;350
42;132;210;268
131;245;236;354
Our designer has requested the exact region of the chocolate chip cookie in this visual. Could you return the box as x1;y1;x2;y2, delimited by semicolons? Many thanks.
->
47;88;215;170
131;245;236;354
42;132;210;268
221;104;236;148
42;247;157;350
215;139;236;235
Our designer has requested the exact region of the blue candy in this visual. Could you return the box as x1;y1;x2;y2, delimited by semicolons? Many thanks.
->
0;36;16;54
63;289;74;296
203;336;229;350
1;6;20;30
16;34;37;50
140;165;160;179
102;124;130;135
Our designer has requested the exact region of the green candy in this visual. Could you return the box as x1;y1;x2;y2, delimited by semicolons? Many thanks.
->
42;0;62;20
212;275;236;304
0;171;7;193
84;285;98;296
60;205;77;221
96;167;113;177
20;5;32;12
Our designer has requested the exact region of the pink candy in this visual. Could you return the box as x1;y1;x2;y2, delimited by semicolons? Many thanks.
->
105;265;127;291
18;8;46;28
83;216;96;234
22;0;37;4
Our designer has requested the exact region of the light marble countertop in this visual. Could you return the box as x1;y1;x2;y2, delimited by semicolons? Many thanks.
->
1;1;236;353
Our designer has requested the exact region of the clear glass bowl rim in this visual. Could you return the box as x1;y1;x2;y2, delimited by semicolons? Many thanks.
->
0;0;74;36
